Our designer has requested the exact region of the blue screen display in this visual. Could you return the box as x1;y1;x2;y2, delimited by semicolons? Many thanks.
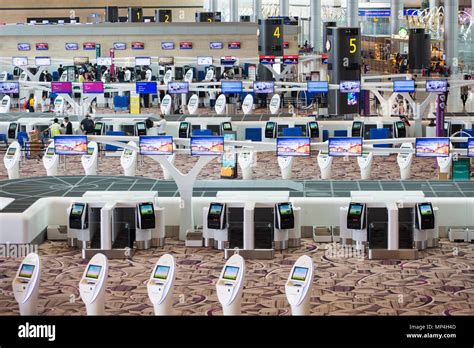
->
221;81;242;94
307;81;328;93
394;80;415;93
136;82;157;94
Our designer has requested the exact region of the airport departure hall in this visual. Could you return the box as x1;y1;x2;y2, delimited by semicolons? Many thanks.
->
0;0;473;345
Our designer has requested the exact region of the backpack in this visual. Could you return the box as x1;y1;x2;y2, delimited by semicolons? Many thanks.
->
82;118;95;133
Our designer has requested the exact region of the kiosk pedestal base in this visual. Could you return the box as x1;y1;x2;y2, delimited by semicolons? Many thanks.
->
151;237;165;247
222;300;242;315
85;300;105;316
274;240;288;250
19;300;38;316
290;301;311;316
288;237;301;248
204;238;215;247
135;239;151;250
153;297;174;316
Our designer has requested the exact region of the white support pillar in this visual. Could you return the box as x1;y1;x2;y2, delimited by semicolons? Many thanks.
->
310;0;322;52
444;0;459;73
347;0;359;27
253;0;262;22
429;0;438;10
390;0;402;36
230;0;239;22
279;0;289;17
206;0;218;12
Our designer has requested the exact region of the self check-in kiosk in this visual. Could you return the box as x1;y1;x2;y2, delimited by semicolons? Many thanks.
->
397;143;413;180
285;255;314;316
238;150;255;180
208;203;226;230
94;122;105;136
120;141;138;176
216;254;245;315
394;121;407;138
43;141;59;176
346;203;367;250
308;121;319;139
13;253;41;315
414;202;437;250
205;203;227;249
276;202;295;230
269;94;281;115
0;95;11;113
0;71;7;81
8;122;18;140
357;151;374;180
352;121;364;138
4;141;21;179
179;122;191;138
136;202;157;249
79;253;108;315
221;122;232;135
68;202;90;248
265;122;277;139
135;122;147;136
242;94;254;115
54;96;65;115
147;254;176;315
82;141;99;175
278;155;293;180
317;151;333;179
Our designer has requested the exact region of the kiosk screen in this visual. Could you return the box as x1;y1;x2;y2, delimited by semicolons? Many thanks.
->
71;204;85;217
7;148;16;156
291;267;308;281
209;203;223;216
46;147;55;156
468;138;474;157
348;204;363;218
153;265;170;280
94;123;103;131
19;264;35;279
419;204;433;216
278;203;293;216
222;122;232;131
137;123;146;131
85;265;102;279
140;204;154;216
87;147;95;155
223;266;239;280
124;148;134;156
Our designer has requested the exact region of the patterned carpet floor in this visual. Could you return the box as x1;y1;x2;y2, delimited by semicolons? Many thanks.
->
0;239;472;316
0;153;442;181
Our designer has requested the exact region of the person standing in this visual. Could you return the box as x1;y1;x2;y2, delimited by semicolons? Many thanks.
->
45;118;61;138
27;93;35;112
62;116;73;135
58;64;64;79
124;68;131;83
157;114;167;135
461;75;470;111
80;114;95;135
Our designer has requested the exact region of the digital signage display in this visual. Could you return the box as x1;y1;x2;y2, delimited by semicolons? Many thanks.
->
113;42;126;50
136;82;157;94
179;42;193;50
394;80;415;93
468;138;474;157
259;56;275;65
35;43;49;51
135;57;151;66
17;43;31;51
82;42;96;50
210;42;223;49
54;136;88;155
161;42;174;50
139;136;173;155
0;82;19;94
168;82;189;94
328;137;363;157
220;56;237;66
158;57;174;66
340;81;361;93
228;42;241;49
83;82;104;94
415;138;450;157
51;82;72;94
65;42;78;50
307;81;329;93
35;56;51;66
12;56;28;67
282;55;299;65
191;136;224;156
426;80;448;93
277;137;311;157
253;81;274;94
131;42;145;50
221;81;242;94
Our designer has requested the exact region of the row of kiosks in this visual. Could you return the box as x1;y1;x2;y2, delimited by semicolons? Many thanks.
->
204;200;299;251
351;120;408;139
3;141;21;179
178;121;233;138
12;252;314;316
264;121;320;140
341;199;438;256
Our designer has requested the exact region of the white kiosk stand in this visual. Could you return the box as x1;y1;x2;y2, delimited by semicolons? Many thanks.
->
357;151;373;180
147;254;176;315
120;141;138;176
437;149;453;178
0;71;7;81
215;94;226;115
160;94;172;115
13;253;41;315
285;255;314;316
82;141;99;175
79;253;108;315
278;156;293;180
204;69;214;82
0;95;11;113
43;141;59;176
4;141;21;179
241;94;254;116
269;94;281;115
187;94;199;115
54;95;66;115
216;254;245;315
317;151;333;180
238;150;255;180
397;143;413;180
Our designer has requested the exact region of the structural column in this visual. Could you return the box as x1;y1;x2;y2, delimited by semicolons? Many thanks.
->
280;0;289;17
253;0;262;22
346;0;359;27
390;0;402;36
444;0;459;73
429;0;438;10
230;0;239;22
310;0;322;51
206;0;218;12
